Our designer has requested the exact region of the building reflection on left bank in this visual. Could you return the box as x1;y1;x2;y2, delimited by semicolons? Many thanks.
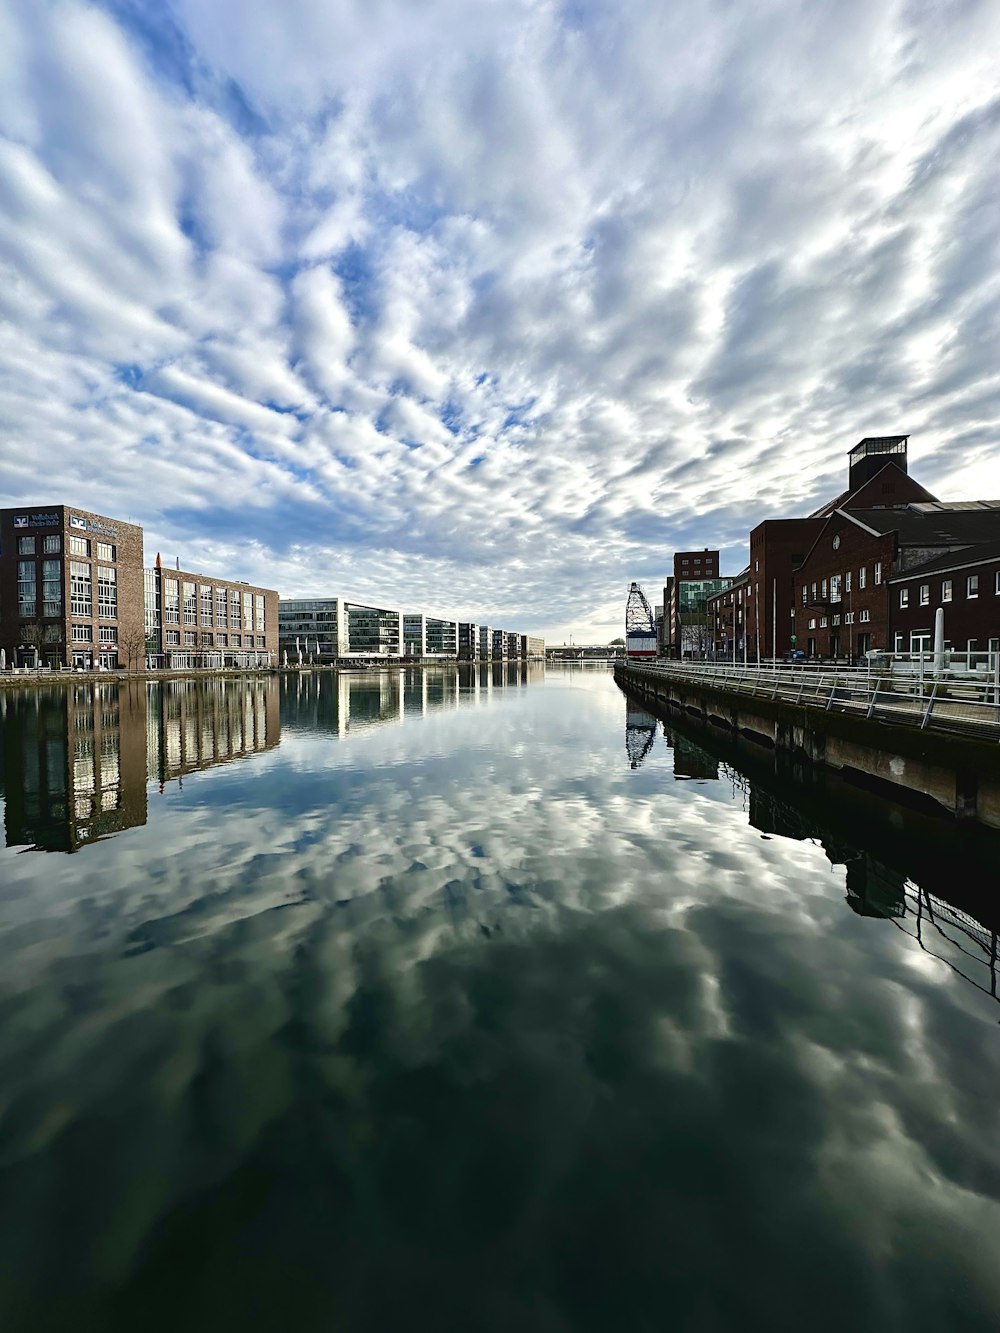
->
0;664;546;853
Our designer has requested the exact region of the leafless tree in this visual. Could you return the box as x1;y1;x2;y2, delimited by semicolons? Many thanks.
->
119;624;147;674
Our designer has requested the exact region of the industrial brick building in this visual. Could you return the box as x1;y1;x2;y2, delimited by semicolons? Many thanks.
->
144;556;278;669
0;504;145;670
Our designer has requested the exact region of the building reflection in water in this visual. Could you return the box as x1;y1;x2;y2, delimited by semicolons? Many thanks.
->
0;677;280;853
147;677;280;787
281;662;545;734
622;687;1000;1010
0;682;148;852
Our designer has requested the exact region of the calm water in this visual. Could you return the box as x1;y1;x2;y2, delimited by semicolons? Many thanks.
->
1;666;999;1332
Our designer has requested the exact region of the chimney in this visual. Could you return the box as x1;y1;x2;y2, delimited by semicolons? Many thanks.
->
155;552;161;569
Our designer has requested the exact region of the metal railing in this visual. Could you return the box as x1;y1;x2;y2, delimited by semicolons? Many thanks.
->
618;657;1000;742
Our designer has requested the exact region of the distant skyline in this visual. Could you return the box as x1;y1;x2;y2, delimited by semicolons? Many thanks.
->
1;1;998;640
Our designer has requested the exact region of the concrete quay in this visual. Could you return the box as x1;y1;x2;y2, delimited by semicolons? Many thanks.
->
616;660;1000;829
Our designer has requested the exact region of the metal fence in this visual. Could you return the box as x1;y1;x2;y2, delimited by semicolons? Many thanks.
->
620;657;1000;742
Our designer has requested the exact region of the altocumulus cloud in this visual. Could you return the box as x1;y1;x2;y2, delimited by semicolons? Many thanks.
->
0;0;998;637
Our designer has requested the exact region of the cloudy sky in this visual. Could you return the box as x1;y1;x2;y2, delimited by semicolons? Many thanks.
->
1;0;998;640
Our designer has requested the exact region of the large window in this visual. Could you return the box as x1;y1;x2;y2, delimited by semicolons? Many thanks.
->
97;566;117;619
18;535;35;555
216;587;227;624
70;560;92;616
183;581;196;624
43;534;61;554
243;592;253;631
200;585;212;624
72;624;93;642
69;535;90;557
96;541;116;562
99;625;117;643
164;577;179;624
255;594;265;632
42;559;62;617
17;560;35;618
874;562;882;585
229;589;241;628
165;630;180;645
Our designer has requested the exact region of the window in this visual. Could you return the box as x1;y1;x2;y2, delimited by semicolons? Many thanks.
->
70;560;92;616
801;586;807;605
832;614;841;626
184;631;197;646
808;618;816;630
845;571;852;593
232;634;241;647
164;577;179;624
257;635;266;648
43;534;61;554
968;575;979;598
967;639;978;654
899;588;909;607
919;584;929;606
255;594;265;632
243;592;253;631
17;559;35;617
860;609;870;623
72;624;93;642
859;566;867;590
874;562;882;585
942;579;952;602
69;535;90;557
96;541;115;562
845;612;854;624
202;633;214;647
821;578;827;598
229;589;240;628
97;566;117;619
217;633;228;647
42;559;62;617
165;630;180;646
200;585;212;624
811;582;817;602
18;535;35;555
183;581;196;624
894;633;904;652
216;587;227;623
995;571;1000;595
99;625;117;643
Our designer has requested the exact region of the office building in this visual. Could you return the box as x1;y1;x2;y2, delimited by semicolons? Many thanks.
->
0;504;145;670
144;556;277;669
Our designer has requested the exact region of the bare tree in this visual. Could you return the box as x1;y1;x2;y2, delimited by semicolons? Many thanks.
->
19;622;45;667
119;624;147;674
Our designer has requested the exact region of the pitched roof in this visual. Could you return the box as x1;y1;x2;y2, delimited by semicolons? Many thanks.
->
888;538;1000;581
844;502;1000;544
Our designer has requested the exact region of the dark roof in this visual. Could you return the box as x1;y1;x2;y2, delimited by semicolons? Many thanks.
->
843;502;1000;545
888;538;1000;581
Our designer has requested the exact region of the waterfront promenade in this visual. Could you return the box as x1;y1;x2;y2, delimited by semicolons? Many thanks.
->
617;657;1000;826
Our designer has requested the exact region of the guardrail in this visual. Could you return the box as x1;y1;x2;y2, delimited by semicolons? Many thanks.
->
618;659;1000;743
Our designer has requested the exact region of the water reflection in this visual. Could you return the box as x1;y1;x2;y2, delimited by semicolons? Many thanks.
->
622;686;1000;1014
1;669;1000;1329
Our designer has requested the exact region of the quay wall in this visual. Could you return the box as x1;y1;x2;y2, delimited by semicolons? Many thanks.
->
616;663;1000;829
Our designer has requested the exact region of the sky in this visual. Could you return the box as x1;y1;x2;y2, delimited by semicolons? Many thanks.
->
1;0;998;642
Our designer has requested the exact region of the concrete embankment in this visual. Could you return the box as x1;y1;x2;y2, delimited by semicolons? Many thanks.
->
616;662;1000;829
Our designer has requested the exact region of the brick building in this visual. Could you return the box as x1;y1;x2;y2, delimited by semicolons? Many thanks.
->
145;556;278;669
0;504;145;670
888;540;1000;658
661;550;734;658
792;503;1000;660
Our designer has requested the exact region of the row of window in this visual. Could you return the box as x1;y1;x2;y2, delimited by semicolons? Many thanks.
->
801;564;882;605
17;535;116;560
71;625;119;643
160;580;265;631
162;631;267;647
899;571;997;607
806;611;872;630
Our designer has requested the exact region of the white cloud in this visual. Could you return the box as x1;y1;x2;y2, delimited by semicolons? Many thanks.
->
0;0;998;637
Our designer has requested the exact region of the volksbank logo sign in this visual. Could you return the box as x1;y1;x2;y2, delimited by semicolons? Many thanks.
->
70;514;119;538
13;512;59;528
